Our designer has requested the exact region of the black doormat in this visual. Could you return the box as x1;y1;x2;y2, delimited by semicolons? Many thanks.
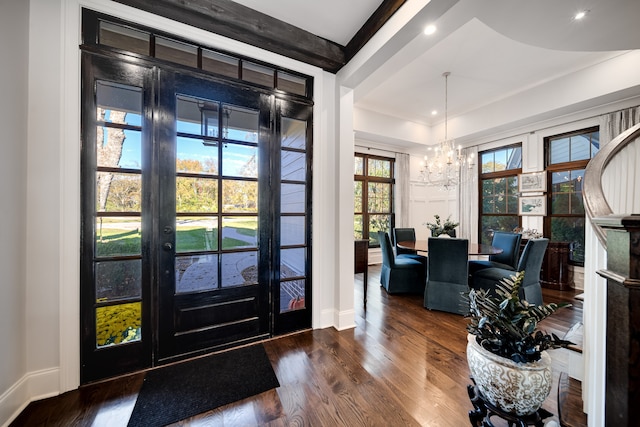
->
127;344;280;426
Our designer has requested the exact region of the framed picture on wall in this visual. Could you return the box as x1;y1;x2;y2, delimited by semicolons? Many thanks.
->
519;196;546;215
518;172;546;193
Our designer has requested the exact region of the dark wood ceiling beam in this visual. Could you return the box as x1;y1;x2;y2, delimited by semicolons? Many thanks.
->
345;0;409;61
113;0;346;72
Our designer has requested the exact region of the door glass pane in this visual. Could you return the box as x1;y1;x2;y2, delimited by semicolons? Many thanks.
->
176;177;218;213
222;180;258;212
281;117;306;149
277;72;306;96
281;216;305;246
99;22;149;56
95;260;141;301
96;172;141;212
177;137;218;174
281;248;305;276
177;96;219;136
176;216;218;252
222;105;258;142
96;302;141;347
221;252;258;287
155;37;197;68
280;279;305;313
281;183;305;213
281;151;305;181
202;50;238;78
222;144;258;177
96;127;142;169
95;217;141;257
222;216;257;249
96;81;142;125
242;62;274;88
176;254;218;293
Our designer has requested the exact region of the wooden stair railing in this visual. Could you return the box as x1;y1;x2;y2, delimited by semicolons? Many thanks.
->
565;122;640;427
583;122;640;248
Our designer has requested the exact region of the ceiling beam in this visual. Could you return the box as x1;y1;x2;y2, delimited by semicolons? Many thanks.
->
113;0;346;72
345;0;409;61
112;0;405;73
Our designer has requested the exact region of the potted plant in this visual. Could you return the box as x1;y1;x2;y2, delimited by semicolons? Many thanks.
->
424;214;459;237
466;270;572;416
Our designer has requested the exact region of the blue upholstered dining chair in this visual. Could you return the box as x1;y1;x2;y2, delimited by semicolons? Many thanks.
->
468;231;522;276
472;238;549;306
393;228;418;255
378;231;426;294
393;227;427;274
424;237;469;315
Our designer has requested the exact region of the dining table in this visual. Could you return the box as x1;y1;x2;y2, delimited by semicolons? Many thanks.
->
397;240;504;256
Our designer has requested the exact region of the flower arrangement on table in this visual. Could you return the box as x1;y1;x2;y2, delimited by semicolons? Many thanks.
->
425;214;459;237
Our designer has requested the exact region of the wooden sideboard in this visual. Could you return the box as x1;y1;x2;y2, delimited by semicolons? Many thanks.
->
355;239;369;306
540;241;574;290
520;240;575;290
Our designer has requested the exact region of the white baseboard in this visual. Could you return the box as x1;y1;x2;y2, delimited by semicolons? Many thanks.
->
0;367;59;427
334;308;356;331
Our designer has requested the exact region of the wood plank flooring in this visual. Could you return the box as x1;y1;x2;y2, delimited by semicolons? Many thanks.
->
11;264;583;426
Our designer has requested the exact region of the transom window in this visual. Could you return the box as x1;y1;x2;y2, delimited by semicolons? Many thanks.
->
545;127;599;265
478;145;522;244
84;10;311;98
354;154;395;248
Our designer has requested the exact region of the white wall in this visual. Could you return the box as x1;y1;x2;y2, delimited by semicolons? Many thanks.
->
0;0;29;423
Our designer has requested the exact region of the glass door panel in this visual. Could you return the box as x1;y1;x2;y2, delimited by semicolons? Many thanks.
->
274;105;312;333
156;71;269;362
81;53;153;383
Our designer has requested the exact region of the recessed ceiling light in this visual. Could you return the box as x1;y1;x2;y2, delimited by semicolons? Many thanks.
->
431;110;438;116
424;25;436;35
574;10;588;20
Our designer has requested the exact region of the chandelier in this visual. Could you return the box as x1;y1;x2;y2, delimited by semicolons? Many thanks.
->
419;72;474;190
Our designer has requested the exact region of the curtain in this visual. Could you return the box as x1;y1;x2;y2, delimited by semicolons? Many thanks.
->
599;106;640;214
395;153;410;227
458;146;478;243
599;106;640;146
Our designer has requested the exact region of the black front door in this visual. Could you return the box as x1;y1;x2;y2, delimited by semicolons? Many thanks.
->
81;51;312;383
155;70;271;362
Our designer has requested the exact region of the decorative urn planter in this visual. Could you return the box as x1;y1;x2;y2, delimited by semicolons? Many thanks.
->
466;334;553;416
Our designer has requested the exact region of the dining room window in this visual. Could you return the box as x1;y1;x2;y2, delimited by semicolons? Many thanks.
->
544;127;599;266
354;154;395;248
478;145;522;244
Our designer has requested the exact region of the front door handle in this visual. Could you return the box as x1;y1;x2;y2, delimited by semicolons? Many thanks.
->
163;242;173;251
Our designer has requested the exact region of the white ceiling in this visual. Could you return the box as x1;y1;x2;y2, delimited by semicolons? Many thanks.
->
230;0;640;147
231;0;385;46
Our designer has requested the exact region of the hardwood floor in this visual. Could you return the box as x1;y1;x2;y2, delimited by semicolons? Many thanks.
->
11;264;583;426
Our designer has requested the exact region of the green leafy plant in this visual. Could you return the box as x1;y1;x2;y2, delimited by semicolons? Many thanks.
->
425;214;459;237
466;271;573;363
